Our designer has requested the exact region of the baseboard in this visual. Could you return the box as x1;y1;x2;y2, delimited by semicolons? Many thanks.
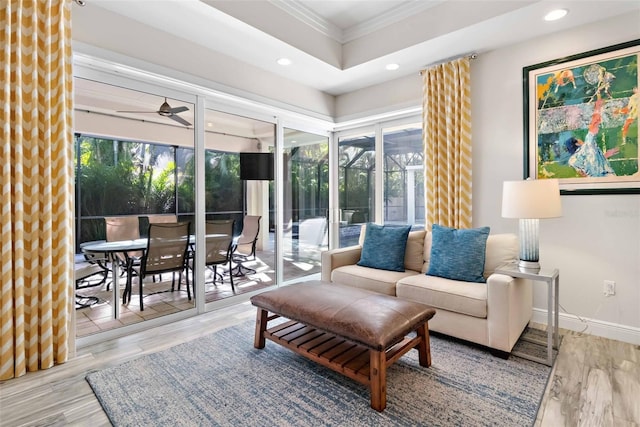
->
531;308;640;345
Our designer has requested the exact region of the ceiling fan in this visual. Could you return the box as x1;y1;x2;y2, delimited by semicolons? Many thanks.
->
117;97;192;127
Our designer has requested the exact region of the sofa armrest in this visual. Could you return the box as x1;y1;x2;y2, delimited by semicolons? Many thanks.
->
486;273;533;352
320;245;362;282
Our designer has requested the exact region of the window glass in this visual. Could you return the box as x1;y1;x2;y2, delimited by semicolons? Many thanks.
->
74;77;195;336
382;123;424;229
338;132;375;247
283;128;329;281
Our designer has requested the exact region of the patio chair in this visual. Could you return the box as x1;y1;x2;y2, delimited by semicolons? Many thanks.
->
147;214;178;282
78;247;110;288
203;219;235;291
105;216;143;291
231;215;261;277
146;214;178;224
75;253;108;309
131;221;191;311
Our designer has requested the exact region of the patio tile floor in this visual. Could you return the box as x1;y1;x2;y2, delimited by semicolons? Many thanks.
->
75;250;319;338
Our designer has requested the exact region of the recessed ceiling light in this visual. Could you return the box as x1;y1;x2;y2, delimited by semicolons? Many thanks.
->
544;9;568;21
277;58;292;66
386;63;400;71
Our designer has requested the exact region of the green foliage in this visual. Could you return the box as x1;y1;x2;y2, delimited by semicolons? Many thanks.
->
78;138;139;216
176;148;195;214
77;137;177;216
77;137;181;242
288;144;329;220
204;151;242;212
144;161;176;213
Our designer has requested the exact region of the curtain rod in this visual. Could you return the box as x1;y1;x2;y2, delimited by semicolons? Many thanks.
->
419;52;478;74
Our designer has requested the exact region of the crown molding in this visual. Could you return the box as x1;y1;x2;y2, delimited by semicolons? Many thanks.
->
271;0;343;42
342;0;446;43
271;0;445;44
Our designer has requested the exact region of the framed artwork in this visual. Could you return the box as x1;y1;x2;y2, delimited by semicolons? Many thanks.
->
523;39;640;195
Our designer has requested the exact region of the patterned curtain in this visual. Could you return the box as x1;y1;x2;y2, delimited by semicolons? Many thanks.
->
422;57;472;230
1;0;74;380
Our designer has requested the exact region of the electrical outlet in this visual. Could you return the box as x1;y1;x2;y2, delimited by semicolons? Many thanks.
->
603;280;616;296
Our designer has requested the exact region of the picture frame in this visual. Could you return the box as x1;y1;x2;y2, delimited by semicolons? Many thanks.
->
523;39;640;195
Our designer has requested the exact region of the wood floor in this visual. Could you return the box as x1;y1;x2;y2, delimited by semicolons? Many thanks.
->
1;302;638;427
534;330;640;427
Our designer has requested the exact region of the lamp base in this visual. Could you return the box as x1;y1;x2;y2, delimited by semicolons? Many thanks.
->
518;259;540;272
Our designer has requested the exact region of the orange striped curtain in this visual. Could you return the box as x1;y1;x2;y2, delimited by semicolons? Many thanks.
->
422;57;472;229
1;0;74;380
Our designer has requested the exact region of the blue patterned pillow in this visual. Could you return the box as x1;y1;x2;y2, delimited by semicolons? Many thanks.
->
427;224;490;283
357;224;412;272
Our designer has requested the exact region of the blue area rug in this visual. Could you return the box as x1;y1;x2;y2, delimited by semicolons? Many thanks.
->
86;321;551;426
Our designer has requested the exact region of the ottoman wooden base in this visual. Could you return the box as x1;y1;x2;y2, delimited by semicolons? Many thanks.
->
254;310;432;411
250;281;436;412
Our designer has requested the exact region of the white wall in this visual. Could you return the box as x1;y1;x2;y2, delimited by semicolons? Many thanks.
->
335;73;422;122
473;13;640;344
339;13;640;344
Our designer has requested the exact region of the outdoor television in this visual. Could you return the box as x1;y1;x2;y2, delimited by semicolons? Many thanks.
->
240;152;274;180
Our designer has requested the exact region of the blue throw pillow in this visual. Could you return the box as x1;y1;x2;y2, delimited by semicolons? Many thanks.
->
357;224;412;272
427;224;490;283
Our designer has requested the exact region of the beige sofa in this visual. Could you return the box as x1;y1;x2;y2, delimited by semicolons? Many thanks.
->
321;229;532;355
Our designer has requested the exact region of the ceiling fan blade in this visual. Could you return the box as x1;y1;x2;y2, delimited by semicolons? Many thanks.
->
116;110;158;113
168;106;189;114
169;114;191;127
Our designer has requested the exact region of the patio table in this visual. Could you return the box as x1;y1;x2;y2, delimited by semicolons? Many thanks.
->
81;235;223;318
82;238;148;319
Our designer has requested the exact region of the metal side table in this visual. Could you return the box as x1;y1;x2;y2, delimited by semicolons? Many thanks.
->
495;262;560;366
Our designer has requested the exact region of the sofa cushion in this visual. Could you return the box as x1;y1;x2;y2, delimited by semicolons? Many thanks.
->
422;231;432;273
422;232;518;279
331;265;418;296
427;224;490;283
357;224;411;272
484;233;518;277
360;227;425;272
397;274;488;318
404;230;426;272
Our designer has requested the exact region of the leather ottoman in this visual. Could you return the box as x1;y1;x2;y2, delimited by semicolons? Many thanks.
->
250;280;436;411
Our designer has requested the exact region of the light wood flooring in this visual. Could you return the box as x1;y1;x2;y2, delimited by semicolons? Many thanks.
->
1;302;638;426
534;329;640;426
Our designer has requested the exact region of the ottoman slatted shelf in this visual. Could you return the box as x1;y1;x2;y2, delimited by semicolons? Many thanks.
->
250;280;436;411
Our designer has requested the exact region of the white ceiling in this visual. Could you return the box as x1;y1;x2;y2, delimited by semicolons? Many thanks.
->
296;0;437;32
79;0;640;96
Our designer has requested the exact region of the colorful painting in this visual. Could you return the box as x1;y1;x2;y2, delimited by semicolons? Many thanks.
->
523;40;640;194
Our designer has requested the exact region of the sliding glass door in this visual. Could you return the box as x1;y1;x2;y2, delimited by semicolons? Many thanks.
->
382;122;424;229
201;109;276;305
337;130;376;247
332;118;424;249
73;64;338;345
74;77;195;338
282;127;329;282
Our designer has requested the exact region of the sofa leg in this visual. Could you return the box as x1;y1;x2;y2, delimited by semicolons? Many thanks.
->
490;349;510;359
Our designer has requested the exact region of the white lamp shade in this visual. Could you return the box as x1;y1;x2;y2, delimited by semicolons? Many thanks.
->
502;179;562;219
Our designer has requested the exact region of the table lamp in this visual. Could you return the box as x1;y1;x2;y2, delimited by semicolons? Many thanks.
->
501;179;562;271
